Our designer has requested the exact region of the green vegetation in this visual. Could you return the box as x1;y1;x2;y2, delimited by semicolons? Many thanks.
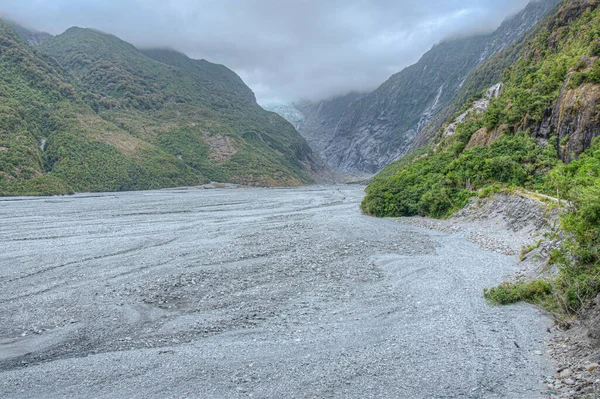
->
363;0;600;317
39;29;314;186
519;240;543;261
362;132;558;218
484;280;552;306
483;138;600;315
1;174;73;196
0;20;317;196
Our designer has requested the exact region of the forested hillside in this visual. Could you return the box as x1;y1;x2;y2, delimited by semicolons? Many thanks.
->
0;21;322;196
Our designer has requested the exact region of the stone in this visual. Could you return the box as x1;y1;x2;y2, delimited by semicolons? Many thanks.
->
587;363;599;372
559;369;573;379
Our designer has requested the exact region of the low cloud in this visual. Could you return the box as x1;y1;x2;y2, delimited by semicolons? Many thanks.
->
3;0;535;103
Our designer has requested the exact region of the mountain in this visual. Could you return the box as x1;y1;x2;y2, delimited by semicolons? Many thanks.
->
0;21;324;195
363;0;600;218
361;0;600;326
413;1;560;150
293;92;365;166
314;0;560;174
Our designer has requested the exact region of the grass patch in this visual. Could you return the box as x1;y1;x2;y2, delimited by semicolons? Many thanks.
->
484;280;552;305
519;240;543;261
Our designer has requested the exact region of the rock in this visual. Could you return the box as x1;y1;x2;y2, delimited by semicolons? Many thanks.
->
587;363;599;372
565;378;576;386
559;369;573;379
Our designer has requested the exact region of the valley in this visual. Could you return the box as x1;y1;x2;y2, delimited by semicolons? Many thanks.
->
2;0;600;397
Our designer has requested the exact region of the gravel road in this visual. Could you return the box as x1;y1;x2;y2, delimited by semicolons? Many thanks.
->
0;185;551;398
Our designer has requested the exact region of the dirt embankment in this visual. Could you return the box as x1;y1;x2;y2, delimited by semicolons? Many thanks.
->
396;192;560;271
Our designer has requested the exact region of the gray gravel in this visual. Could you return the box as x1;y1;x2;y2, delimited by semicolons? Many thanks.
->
0;185;551;398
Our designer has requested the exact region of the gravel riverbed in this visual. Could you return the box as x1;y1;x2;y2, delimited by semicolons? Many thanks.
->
0;185;551;398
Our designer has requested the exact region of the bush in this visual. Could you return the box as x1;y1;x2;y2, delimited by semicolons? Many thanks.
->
484;280;552;305
0;174;73;196
478;184;502;198
486;140;600;315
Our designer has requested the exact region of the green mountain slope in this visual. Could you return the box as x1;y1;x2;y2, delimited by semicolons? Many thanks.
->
39;28;319;187
0;22;321;195
0;20;78;194
363;0;600;314
0;20;202;195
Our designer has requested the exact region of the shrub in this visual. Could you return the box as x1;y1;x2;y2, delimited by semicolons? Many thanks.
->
484;280;552;305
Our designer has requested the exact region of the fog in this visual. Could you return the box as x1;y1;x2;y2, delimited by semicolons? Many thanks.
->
2;0;537;103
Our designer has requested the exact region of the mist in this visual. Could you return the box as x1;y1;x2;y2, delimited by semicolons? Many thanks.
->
1;0;536;103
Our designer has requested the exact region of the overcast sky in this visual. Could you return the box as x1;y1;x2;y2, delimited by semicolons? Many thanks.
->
2;0;533;103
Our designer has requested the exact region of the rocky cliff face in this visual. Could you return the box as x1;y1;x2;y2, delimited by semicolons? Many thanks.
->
531;77;600;162
322;0;560;174
457;0;600;164
414;2;561;151
519;1;600;163
294;93;364;162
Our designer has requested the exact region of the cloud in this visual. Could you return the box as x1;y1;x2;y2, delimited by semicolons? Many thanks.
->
2;0;534;103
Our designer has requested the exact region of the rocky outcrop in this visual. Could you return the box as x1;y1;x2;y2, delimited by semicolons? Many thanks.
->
450;75;600;161
530;72;600;162
320;0;560;174
444;83;503;139
201;132;239;163
464;127;501;149
555;82;600;161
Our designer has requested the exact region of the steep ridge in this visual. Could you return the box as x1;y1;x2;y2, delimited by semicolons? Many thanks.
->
0;20;205;195
41;29;323;187
0;19;101;195
414;1;561;150
322;0;560;174
0;22;323;195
